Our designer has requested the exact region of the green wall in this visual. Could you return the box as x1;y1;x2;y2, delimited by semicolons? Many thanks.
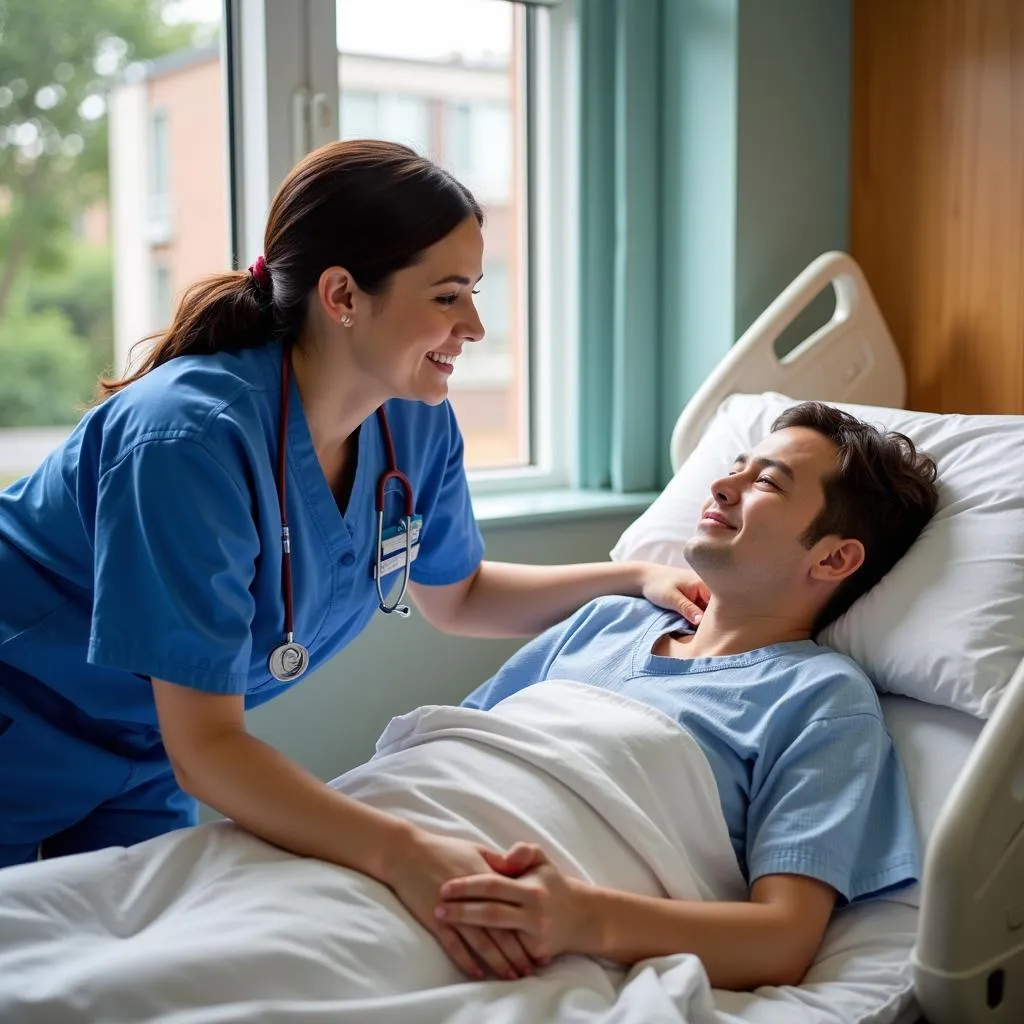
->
660;0;851;476
735;0;851;345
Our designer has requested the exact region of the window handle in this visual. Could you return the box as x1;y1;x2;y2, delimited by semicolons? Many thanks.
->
291;87;310;163
310;92;334;149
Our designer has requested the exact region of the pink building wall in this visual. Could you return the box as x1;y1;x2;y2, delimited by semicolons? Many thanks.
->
147;54;231;304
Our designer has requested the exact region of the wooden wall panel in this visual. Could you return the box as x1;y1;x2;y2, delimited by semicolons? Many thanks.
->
851;0;1024;413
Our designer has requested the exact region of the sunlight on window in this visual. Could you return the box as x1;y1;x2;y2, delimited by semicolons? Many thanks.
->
337;0;529;471
0;0;530;481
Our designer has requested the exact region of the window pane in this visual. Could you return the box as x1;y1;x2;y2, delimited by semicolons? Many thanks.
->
339;90;379;139
337;0;529;470
0;0;225;485
152;263;173;329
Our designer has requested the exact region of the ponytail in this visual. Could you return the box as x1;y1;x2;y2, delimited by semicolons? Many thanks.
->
96;139;482;402
96;268;276;400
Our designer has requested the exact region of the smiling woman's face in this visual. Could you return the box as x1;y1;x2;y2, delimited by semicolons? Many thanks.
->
343;215;486;405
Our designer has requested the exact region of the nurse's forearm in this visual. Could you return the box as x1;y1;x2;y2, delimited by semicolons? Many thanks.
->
175;728;414;881
446;560;648;637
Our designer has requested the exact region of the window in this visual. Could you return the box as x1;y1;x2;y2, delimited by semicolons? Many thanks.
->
0;0;226;486
336;0;537;475
444;103;472;173
146;108;172;244
2;0;572;495
152;263;173;330
339;90;431;155
444;100;512;202
339;90;378;139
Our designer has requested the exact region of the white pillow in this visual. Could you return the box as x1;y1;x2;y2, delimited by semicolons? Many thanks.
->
611;392;1024;718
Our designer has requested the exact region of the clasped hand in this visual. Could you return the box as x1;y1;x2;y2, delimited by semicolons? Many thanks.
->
436;842;585;970
384;831;555;981
386;832;581;981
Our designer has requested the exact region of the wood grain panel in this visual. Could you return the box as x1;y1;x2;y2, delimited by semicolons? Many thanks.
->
851;0;1024;413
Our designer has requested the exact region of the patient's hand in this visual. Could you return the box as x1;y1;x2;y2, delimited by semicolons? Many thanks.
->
638;564;710;624
435;843;587;965
383;829;538;982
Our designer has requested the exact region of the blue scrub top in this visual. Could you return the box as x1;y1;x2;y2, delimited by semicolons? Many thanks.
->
0;341;485;728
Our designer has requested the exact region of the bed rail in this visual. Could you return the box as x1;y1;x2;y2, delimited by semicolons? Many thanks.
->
670;252;906;471
914;656;1024;1024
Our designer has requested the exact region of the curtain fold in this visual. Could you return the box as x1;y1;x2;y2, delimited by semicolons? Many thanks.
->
576;0;663;492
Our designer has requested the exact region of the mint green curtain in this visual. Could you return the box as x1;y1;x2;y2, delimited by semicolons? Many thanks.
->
576;0;663;492
574;0;853;490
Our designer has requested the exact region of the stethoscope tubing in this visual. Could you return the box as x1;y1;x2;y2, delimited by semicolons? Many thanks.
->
278;351;297;642
270;347;414;683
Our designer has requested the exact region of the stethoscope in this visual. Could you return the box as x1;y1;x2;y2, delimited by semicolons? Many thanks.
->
267;349;416;683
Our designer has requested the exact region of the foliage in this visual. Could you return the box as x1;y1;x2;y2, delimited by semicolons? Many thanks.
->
25;242;114;377
0;0;196;301
0;0;204;428
0;303;90;426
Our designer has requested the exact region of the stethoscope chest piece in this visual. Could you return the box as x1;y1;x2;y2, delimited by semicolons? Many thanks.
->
268;640;310;683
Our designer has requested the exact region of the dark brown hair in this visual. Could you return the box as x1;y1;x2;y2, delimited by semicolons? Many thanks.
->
771;401;939;631
98;139;483;397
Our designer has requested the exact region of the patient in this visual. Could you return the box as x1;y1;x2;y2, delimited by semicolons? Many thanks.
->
438;401;939;991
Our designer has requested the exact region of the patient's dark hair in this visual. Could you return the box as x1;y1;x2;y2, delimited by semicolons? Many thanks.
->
771;401;938;632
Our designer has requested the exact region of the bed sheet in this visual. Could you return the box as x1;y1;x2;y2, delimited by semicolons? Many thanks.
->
0;683;922;1024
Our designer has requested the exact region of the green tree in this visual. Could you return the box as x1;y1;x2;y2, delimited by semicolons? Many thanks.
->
0;0;196;322
25;242;115;380
0;243;113;425
0;303;89;426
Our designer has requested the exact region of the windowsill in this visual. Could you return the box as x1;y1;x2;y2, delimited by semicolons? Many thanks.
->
472;488;659;529
0;426;660;531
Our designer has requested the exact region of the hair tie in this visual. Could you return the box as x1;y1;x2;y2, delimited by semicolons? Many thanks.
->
248;255;271;291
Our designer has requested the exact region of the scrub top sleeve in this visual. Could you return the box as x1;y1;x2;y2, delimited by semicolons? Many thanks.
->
460;609;582;709
409;403;484;586
88;438;260;693
746;713;918;904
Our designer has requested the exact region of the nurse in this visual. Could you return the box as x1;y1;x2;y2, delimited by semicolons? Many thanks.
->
0;139;706;977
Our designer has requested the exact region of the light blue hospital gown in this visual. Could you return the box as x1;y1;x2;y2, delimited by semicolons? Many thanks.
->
463;595;918;904
0;340;484;864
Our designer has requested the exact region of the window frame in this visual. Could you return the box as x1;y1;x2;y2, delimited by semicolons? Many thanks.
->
467;0;578;494
0;0;576;493
145;106;172;244
230;0;577;495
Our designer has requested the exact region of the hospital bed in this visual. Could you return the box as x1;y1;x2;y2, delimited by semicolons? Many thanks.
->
655;250;1024;1024
1;253;1022;1024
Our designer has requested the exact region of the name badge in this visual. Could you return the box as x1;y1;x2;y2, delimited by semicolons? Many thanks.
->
376;544;420;578
380;515;423;558
374;515;423;579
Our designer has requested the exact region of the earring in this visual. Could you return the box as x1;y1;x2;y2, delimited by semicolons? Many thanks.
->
340;314;353;327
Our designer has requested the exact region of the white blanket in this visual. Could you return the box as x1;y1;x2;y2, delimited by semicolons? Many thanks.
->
0;682;913;1023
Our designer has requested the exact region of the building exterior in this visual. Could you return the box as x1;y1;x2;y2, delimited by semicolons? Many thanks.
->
108;44;524;468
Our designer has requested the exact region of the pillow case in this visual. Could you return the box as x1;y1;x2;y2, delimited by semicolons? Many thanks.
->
610;392;1024;718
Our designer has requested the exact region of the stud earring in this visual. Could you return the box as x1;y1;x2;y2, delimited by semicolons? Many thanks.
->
340;314;353;327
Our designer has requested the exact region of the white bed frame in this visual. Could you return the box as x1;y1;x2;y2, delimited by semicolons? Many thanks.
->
669;251;1024;1024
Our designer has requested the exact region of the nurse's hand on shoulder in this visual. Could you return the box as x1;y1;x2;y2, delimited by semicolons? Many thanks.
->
638;563;710;625
382;828;539;982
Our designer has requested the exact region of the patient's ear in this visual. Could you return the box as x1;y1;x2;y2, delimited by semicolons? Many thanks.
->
809;537;864;583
